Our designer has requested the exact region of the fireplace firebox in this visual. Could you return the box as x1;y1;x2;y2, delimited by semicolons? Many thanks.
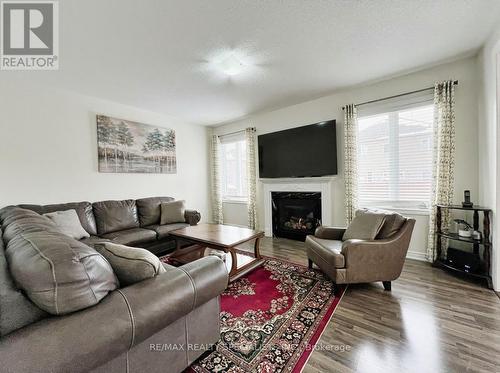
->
271;192;321;241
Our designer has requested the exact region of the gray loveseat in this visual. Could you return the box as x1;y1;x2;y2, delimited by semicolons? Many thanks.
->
0;198;228;373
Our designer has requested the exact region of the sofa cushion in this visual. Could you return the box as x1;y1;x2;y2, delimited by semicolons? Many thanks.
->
0;207;59;242
79;236;111;247
305;236;345;268
136;196;175;226
0;206;43;226
342;210;386;241
145;223;189;240
93;199;139;235
43;209;90;240
5;231;118;315
2;216;60;243
101;227;157;246
0;226;48;336
19;202;98;236
95;242;166;286
160;200;186;225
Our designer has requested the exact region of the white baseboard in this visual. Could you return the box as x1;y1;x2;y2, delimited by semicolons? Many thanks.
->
406;250;427;261
258;230;429;262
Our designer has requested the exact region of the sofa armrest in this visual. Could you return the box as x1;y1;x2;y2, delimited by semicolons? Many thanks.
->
185;209;201;225
314;226;346;240
179;256;228;308
0;257;228;373
117;256;227;347
341;238;397;263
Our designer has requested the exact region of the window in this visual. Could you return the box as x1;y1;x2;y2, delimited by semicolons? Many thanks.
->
220;132;247;202
357;92;434;210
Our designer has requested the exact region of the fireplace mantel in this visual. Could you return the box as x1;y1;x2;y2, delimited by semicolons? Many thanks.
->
260;177;335;237
259;176;336;184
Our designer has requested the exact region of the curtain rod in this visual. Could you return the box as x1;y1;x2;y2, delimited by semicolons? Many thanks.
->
342;80;459;110
217;127;256;137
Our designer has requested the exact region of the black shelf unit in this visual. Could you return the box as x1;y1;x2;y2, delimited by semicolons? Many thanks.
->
434;205;492;288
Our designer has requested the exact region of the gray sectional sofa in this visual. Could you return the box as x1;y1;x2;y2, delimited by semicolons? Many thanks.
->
0;197;228;373
19;196;201;254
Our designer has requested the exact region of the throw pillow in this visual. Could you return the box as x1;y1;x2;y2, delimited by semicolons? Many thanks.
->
355;208;406;239
342;210;386;241
377;212;406;239
160;200;186;225
95;242;166;286
43;209;90;240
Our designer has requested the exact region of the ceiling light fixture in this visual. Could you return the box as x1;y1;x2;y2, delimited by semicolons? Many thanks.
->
215;53;246;76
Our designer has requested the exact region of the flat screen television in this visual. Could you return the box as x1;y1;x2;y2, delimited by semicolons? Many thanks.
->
258;120;337;178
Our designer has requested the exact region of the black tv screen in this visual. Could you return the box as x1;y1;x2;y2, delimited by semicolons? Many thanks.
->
258;120;337;178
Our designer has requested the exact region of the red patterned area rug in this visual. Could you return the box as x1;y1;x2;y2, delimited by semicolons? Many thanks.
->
188;258;345;373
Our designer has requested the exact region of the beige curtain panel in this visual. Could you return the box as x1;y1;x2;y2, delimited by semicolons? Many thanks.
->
245;127;258;230
344;104;358;224
211;134;223;224
427;80;456;261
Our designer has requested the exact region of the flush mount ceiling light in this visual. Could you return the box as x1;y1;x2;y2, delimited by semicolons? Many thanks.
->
203;46;265;81
215;53;246;76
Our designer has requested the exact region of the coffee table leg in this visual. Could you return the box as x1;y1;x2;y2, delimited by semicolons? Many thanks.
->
254;237;262;259
228;248;238;278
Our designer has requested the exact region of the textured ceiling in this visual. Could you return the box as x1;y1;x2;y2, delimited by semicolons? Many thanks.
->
2;0;500;125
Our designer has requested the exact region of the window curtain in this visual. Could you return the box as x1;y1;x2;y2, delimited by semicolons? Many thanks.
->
245;127;258;229
427;81;456;261
211;134;223;224
344;104;358;224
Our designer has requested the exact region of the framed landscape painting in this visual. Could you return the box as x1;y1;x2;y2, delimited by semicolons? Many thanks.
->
96;115;177;174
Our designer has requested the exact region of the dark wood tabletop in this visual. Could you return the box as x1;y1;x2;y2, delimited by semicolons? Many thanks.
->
169;223;264;248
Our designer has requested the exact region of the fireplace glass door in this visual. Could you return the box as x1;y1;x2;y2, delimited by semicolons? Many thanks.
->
271;192;321;241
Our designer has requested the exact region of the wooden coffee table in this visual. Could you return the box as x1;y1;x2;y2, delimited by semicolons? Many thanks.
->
168;224;265;282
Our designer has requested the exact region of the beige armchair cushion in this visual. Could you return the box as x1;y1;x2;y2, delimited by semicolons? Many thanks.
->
305;236;345;268
377;212;406;238
342;210;386;241
355;208;406;239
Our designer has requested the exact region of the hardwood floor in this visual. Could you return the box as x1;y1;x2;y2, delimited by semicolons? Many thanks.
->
239;237;500;373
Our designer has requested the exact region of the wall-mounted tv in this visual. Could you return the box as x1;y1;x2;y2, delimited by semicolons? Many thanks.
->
258;120;337;178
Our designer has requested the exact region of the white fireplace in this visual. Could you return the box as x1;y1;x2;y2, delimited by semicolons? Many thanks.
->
260;177;334;237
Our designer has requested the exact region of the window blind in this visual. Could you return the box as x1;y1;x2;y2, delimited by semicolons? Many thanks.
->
357;91;434;210
219;132;248;201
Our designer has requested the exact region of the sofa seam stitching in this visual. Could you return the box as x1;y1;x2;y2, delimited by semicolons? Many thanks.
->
117;289;136;350
80;259;99;303
177;267;197;311
19;234;59;314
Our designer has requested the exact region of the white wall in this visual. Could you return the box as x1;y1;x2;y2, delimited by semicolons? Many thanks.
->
222;202;249;227
213;56;479;262
0;82;211;220
478;25;500;290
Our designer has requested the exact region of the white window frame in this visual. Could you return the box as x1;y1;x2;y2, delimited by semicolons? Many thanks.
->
219;132;248;203
357;90;435;213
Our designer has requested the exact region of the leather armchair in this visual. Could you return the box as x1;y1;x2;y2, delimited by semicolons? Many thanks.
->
306;219;415;290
